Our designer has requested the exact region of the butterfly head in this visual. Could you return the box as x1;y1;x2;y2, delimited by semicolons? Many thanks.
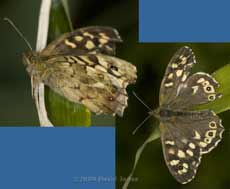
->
150;108;161;119
22;51;40;66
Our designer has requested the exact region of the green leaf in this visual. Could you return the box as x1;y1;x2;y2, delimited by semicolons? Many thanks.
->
45;0;91;126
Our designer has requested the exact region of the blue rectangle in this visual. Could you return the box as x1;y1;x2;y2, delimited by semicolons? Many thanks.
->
0;127;115;189
139;0;230;42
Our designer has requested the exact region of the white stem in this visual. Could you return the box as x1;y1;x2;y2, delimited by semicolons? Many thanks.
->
36;0;51;51
33;0;53;127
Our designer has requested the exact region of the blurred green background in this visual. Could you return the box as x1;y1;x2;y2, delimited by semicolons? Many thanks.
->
0;0;229;188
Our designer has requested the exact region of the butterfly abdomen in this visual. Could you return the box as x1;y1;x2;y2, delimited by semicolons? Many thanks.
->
158;108;199;120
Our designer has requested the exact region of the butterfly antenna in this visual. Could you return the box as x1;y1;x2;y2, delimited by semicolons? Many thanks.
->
132;114;152;135
132;91;152;111
3;17;33;51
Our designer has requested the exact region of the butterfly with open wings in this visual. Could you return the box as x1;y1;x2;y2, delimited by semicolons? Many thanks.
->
150;46;224;184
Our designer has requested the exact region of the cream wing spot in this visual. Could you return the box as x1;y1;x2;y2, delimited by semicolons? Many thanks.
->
197;78;205;83
202;81;210;86
193;131;201;140
180;56;187;65
165;140;175;145
209;121;217;128
176;70;183;77
204;85;215;93
171;63;178;68
181;74;187;82
183;163;189;169
169;160;180;166
95;65;107;73
85;40;95;50
74;36;83;41
165;82;173;87
65;39;77;48
83;32;94;39
168;148;175;154
192;86;199;95
99;38;109;44
181;138;188;144
204;138;212;144
99;32;110;40
181;59;187;65
208;94;216;101
189;143;196;149
186;149;194;157
168;73;173;79
178;168;188;174
199;141;207;147
205;130;217;138
177;150;186;158
92;82;105;88
192;161;196;166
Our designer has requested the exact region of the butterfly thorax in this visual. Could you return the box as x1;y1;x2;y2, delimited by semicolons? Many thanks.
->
152;107;171;121
152;107;195;121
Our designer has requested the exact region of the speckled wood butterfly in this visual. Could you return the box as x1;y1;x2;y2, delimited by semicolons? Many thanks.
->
151;46;224;184
11;22;137;116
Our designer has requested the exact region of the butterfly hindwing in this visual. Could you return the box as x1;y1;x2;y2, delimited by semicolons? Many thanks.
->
37;54;136;116
41;26;122;56
160;109;224;184
160;122;202;184
160;46;196;106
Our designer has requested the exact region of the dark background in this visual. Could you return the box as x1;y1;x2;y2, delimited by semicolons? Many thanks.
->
0;0;229;188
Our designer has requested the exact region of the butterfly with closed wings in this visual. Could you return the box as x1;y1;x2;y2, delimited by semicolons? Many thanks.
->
21;26;137;117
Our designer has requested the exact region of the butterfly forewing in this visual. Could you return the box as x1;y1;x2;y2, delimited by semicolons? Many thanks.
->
160;46;196;106
169;72;222;109
41;26;122;56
